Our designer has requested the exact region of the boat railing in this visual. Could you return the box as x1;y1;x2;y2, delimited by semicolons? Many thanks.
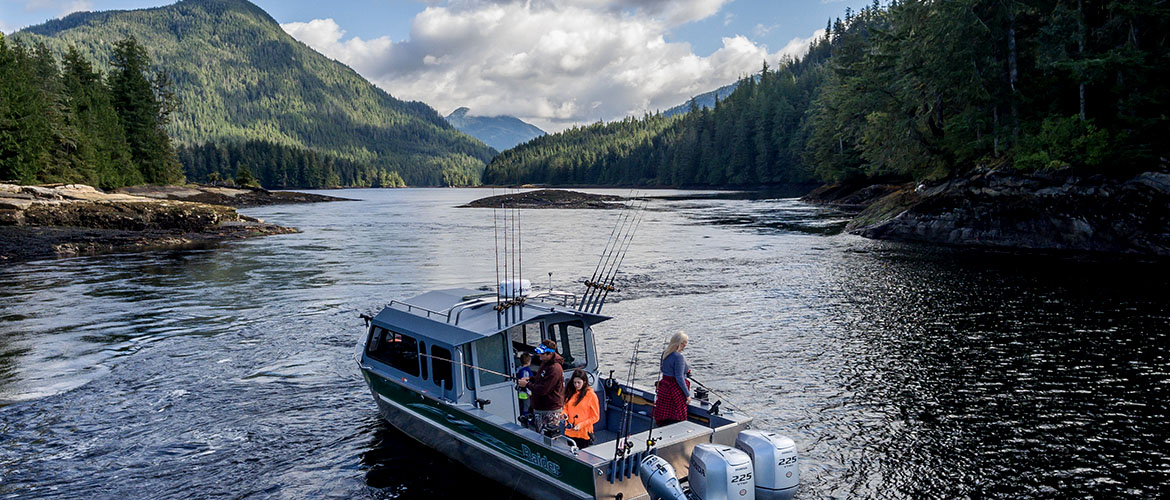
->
527;290;579;308
387;300;451;321
449;298;491;325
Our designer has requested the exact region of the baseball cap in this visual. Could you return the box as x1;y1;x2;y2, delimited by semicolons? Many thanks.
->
534;344;553;354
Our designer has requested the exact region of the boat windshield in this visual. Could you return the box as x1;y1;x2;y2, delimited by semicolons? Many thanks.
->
507;322;543;351
549;321;588;369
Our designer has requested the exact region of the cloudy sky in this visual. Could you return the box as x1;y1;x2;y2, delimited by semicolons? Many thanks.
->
2;0;872;132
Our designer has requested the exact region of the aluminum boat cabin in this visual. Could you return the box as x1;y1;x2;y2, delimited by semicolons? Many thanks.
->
357;286;781;500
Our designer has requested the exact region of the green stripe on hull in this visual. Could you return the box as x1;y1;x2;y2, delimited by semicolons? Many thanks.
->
364;370;596;496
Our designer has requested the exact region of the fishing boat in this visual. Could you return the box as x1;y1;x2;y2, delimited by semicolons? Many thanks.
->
356;200;800;500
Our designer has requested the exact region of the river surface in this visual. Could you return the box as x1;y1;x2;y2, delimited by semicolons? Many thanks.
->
1;188;1167;499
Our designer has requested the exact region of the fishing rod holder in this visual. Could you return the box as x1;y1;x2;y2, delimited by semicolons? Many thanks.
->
583;280;618;292
493;296;526;311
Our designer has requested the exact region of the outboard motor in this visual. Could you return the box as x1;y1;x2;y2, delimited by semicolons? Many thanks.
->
638;454;687;500
689;443;755;500
734;430;799;500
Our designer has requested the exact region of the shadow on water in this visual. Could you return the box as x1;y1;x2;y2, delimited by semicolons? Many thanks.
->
799;244;1170;499
361;419;529;499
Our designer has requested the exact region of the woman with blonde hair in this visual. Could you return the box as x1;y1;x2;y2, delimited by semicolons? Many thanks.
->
651;331;690;427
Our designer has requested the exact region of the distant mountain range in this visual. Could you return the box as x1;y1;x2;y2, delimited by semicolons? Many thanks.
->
663;80;742;117
13;0;495;186
445;107;545;151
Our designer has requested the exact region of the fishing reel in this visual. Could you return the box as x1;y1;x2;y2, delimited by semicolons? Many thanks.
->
604;370;619;390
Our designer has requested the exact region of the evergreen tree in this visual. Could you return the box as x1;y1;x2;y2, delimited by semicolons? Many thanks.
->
108;36;183;184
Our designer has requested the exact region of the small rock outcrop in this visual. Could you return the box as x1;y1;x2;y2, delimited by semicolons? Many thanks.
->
461;189;625;209
845;169;1170;257
0;183;298;262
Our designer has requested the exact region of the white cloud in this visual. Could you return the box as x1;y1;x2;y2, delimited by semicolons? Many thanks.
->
23;0;93;18
775;29;824;63
282;0;819;132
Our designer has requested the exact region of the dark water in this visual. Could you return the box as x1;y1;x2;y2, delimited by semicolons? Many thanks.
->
1;188;1167;499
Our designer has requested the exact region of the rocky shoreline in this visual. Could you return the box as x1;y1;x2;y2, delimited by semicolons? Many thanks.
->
0;183;322;263
114;184;351;207
806;168;1170;257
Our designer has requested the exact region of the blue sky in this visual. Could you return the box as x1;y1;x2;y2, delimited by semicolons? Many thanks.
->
1;0;873;131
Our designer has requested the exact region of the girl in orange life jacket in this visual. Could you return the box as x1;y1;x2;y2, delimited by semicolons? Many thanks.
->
562;368;600;449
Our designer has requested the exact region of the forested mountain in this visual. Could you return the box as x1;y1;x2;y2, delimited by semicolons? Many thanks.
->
482;113;684;185
487;0;1170;188
13;0;495;187
484;45;830;186
445;107;544;152
1;35;183;188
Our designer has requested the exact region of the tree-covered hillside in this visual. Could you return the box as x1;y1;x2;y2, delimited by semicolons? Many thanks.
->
14;0;495;187
482;113;685;185
486;0;1170;188
1;35;182;188
484;41;830;187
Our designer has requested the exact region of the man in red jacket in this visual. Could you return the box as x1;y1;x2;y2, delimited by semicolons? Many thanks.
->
517;339;564;435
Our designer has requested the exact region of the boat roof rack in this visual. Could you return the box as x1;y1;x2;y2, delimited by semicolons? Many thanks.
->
372;288;610;345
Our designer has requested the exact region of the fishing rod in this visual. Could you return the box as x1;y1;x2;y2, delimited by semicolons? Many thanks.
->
517;192;523;322
585;198;644;313
493;190;501;311
580;195;636;308
589;198;647;313
582;197;641;311
500;199;509;311
620;337;642;454
585;194;639;308
613;338;641;460
686;374;746;413
419;352;515;380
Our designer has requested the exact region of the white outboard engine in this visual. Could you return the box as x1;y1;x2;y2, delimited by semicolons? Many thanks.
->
734;430;799;500
638;454;687;500
689;443;755;500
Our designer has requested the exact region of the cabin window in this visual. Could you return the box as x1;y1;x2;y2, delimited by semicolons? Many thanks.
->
368;327;421;377
432;345;453;390
551;321;588;369
367;326;380;351
508;322;544;350
475;333;509;386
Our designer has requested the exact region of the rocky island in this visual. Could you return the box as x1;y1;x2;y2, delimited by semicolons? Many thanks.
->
461;189;625;209
0;183;343;263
